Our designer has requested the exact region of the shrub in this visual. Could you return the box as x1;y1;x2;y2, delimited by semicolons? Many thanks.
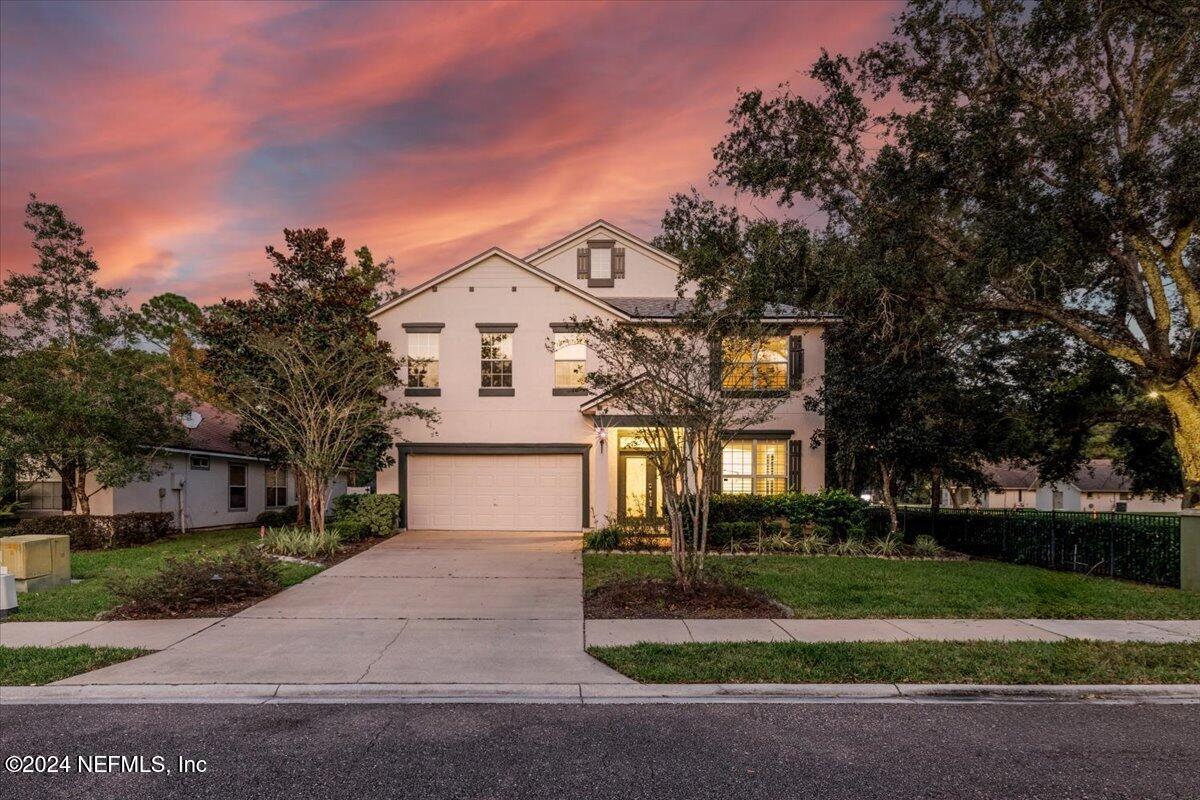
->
707;489;868;539
796;530;830;555
708;521;759;551
585;525;622;551
759;533;797;553
912;534;945;558
107;545;281;617
332;494;403;539
870;533;903;557
255;508;296;528
832;536;868;557
261;525;343;560
16;512;174;550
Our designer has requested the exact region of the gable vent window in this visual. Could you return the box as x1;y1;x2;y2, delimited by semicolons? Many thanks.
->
591;247;612;280
577;241;624;287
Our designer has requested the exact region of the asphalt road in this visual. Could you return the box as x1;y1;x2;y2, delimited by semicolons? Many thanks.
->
2;702;1196;799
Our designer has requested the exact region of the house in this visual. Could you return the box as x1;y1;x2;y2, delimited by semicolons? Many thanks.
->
944;460;1182;513
16;401;349;530
372;219;832;531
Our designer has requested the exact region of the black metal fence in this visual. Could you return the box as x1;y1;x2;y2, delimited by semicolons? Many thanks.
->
866;507;1181;587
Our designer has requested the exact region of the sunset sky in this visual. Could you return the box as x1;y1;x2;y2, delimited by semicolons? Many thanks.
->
1;0;898;305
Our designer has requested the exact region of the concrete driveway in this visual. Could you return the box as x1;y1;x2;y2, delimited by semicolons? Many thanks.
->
61;530;630;685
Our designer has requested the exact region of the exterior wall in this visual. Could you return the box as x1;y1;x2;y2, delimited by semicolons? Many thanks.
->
1081;491;1182;513
374;252;827;527
527;223;682;297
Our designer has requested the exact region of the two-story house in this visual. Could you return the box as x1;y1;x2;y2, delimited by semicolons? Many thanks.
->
372;220;832;531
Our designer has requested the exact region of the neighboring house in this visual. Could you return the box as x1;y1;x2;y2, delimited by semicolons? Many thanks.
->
944;460;1182;513
16;401;349;530
372;219;832;531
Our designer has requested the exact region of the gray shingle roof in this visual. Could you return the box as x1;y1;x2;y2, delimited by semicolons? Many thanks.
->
603;297;835;320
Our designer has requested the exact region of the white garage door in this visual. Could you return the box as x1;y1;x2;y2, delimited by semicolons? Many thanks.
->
407;454;582;531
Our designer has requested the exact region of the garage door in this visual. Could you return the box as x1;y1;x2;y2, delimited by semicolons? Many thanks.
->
407;454;582;531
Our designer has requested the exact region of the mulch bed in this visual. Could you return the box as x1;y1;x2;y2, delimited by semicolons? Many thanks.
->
585;578;790;619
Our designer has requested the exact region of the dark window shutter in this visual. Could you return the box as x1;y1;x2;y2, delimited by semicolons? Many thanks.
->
789;440;803;491
788;335;804;389
577;248;590;279
612;247;625;278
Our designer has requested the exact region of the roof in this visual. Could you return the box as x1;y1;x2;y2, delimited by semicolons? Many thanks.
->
368;247;631;321
524;219;681;268
578;373;698;413
178;401;251;457
604;296;836;322
984;459;1132;492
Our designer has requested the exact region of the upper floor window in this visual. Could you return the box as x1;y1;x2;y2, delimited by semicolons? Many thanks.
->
722;336;788;390
407;333;440;388
265;467;287;508
553;332;586;389
721;440;786;495
481;333;513;388
576;241;625;287
189;454;210;471
591;247;612;280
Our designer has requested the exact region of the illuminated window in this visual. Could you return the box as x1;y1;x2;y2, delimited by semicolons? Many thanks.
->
407;333;440;388
481;333;513;388
553;332;586;388
721;440;787;495
722;336;788;390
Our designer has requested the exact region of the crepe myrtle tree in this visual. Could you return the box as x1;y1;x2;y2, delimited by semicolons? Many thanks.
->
562;310;793;589
713;0;1200;506
219;332;435;533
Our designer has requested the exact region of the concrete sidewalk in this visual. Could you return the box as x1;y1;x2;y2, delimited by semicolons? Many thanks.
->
584;618;1200;646
0;618;221;650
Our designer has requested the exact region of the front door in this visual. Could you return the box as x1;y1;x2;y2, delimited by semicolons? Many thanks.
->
618;454;662;522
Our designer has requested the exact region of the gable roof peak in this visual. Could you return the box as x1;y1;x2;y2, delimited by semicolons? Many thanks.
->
525;218;681;268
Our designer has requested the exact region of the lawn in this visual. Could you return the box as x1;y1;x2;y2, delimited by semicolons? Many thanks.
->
588;640;1200;684
0;645;148;685
583;554;1200;619
1;528;322;622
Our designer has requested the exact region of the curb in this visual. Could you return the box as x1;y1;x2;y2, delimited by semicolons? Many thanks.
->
2;683;1198;705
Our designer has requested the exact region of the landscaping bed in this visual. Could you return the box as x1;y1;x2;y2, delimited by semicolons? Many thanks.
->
583;553;1200;620
585;577;787;619
0;645;148;686
587;640;1200;684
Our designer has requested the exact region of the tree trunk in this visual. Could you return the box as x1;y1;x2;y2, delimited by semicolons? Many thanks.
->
1160;371;1200;509
305;473;325;534
930;467;943;512
73;464;90;515
879;462;898;533
294;469;308;527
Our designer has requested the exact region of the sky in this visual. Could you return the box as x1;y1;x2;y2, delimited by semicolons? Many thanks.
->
0;0;898;306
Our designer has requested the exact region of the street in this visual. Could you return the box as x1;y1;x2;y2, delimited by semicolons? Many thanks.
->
2;702;1196;799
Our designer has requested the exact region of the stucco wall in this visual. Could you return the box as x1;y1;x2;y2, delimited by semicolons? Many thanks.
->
527;223;682;298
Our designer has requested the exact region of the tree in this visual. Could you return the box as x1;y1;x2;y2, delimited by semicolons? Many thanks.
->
712;0;1200;505
0;197;186;513
571;308;790;588
219;333;425;532
202;228;432;528
132;292;202;353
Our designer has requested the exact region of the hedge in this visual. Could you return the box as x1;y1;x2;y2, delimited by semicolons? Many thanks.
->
707;488;868;538
14;512;175;550
332;494;403;538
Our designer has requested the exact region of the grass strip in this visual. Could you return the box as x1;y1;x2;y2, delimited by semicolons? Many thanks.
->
0;645;149;686
587;640;1200;684
584;554;1200;619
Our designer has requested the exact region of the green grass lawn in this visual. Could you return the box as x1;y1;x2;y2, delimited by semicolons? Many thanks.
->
0;645;149;685
588;640;1200;684
1;528;322;622
584;554;1200;619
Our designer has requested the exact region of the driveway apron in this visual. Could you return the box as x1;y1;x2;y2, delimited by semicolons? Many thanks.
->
59;531;630;685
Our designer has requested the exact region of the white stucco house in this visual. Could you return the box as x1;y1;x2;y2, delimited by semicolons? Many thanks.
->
16;402;349;530
372;220;832;531
944;460;1182;513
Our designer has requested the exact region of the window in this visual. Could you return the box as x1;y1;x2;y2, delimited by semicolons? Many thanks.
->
481;333;513;388
265;467;287;508
721;440;787;495
553;332;586;388
17;481;62;511
591;247;612;280
228;464;247;510
407;333;440;388
722;336;788;390
189;455;210;471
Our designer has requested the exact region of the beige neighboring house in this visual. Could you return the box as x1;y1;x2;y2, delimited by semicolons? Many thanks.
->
944;459;1182;513
16;402;349;530
372;219;832;531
